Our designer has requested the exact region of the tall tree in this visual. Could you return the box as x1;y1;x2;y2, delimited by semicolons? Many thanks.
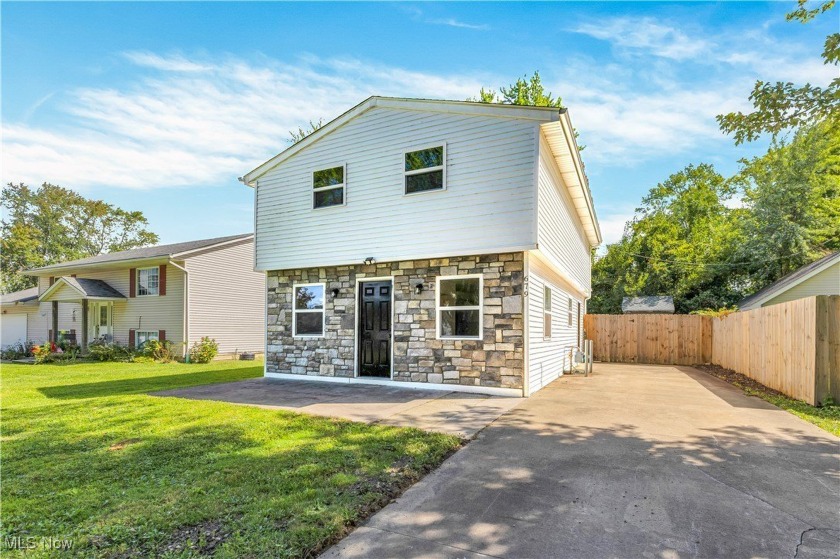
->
0;183;159;293
717;0;839;144
289;118;324;144
730;119;840;287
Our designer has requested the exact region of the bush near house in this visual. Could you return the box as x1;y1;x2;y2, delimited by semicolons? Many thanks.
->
189;336;219;363
1;360;461;558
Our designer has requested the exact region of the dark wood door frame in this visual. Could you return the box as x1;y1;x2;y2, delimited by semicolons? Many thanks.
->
357;279;393;378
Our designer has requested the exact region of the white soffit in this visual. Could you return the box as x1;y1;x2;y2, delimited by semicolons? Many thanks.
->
540;116;602;247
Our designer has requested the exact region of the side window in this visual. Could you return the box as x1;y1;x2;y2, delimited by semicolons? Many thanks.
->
437;275;481;339
404;145;445;194
136;330;159;348
293;283;325;337
544;286;553;339
568;297;573;327
313;165;345;209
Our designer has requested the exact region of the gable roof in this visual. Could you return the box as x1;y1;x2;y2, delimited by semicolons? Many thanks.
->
738;251;840;310
39;277;126;302
1;287;39;306
622;296;675;314
26;233;253;275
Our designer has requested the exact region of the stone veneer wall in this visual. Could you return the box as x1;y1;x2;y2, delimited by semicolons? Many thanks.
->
266;252;525;390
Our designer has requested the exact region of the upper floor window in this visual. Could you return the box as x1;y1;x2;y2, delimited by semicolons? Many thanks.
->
313;165;345;209
404;145;445;195
437;275;482;339
137;267;159;296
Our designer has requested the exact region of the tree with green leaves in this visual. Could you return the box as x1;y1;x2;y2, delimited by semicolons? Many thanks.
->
1;183;159;293
717;0;838;144
590;164;745;314
729;119;840;286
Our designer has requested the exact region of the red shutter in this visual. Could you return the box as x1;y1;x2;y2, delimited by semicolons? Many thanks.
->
158;330;166;342
49;276;55;286
129;329;136;349
48;329;53;341
158;265;166;296
71;274;77;278
129;268;136;298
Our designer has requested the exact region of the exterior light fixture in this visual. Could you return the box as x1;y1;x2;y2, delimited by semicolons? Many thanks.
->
364;257;375;265
331;288;340;298
414;281;424;295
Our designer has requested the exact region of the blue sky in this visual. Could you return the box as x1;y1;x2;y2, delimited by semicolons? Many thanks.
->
2;2;835;247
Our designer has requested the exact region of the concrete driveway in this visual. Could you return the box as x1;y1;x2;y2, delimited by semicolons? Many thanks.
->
154;377;521;439
322;363;840;559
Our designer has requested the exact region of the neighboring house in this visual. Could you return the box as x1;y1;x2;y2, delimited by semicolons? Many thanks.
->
22;234;264;357
241;96;602;397
738;251;840;311
622;296;675;314
1;287;41;348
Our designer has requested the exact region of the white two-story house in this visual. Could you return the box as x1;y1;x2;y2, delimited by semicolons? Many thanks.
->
242;97;601;396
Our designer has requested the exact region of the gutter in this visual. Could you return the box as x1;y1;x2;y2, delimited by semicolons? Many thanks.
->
168;260;190;359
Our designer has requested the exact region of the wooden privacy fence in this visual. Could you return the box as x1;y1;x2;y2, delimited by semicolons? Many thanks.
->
584;296;840;405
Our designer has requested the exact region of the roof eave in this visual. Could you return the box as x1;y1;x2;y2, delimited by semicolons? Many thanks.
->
26;256;173;276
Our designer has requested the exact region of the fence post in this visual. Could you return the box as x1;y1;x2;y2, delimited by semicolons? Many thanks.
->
814;296;831;406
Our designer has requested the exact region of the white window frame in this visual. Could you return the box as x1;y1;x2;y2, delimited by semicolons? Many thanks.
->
136;266;159;297
436;274;483;340
403;143;447;196
312;163;347;210
136;330;159;348
544;286;554;340
292;282;326;338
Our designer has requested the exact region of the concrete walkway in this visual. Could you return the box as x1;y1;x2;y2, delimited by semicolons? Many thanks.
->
322;363;840;559
154;377;522;438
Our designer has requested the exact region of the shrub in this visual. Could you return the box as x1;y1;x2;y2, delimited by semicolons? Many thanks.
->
690;307;738;318
189;337;218;364
88;341;134;362
142;339;176;363
32;342;55;364
0;341;33;361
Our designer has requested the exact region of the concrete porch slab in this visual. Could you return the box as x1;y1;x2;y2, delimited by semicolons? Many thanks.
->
152;377;523;438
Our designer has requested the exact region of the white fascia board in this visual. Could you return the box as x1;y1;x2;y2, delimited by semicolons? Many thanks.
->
530;248;591;299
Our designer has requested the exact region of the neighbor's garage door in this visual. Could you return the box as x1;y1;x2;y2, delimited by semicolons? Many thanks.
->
1;314;27;347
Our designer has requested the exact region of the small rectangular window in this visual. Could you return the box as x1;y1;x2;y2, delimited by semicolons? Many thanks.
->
136;330;159;349
137;267;159;296
293;283;325;337
544;286;553;339
405;145;445;195
313;166;345;209
568;297;573;327
437;275;481;339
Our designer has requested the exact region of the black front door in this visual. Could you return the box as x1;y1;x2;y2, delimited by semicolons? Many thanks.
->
358;281;391;377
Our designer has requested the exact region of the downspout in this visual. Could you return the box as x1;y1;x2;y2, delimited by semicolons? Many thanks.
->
168;260;189;360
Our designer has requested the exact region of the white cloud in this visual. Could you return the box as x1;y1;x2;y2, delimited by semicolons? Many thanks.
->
426;18;490;31
574;17;710;60
2;53;485;190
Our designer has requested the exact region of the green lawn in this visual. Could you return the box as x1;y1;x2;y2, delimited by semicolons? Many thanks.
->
0;360;462;558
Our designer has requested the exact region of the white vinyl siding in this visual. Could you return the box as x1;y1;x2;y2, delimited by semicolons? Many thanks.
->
763;262;840;307
537;133;593;293
255;106;538;270
185;239;265;354
37;264;185;349
1;303;47;344
527;256;584;395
